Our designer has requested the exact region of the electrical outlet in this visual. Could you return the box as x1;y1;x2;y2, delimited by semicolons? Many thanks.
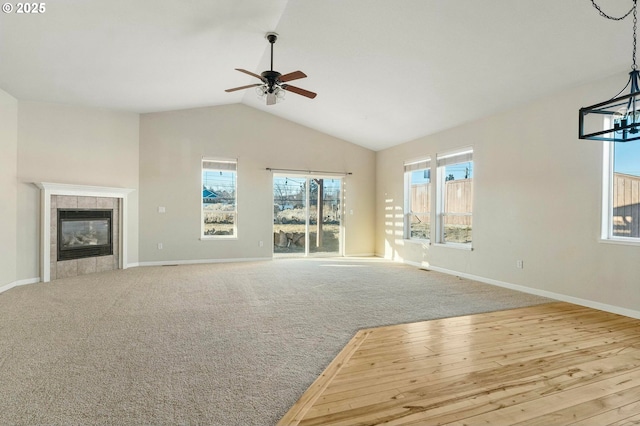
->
259;241;263;247
516;260;523;269
158;206;165;213
157;243;163;250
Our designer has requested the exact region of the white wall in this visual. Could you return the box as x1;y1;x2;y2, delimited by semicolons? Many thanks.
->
376;71;640;316
16;102;140;280
139;103;375;263
9;70;637;317
0;89;18;288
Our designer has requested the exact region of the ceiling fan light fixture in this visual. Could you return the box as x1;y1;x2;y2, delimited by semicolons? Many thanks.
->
255;84;285;103
256;85;268;98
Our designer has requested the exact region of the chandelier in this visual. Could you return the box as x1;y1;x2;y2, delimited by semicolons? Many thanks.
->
579;0;640;142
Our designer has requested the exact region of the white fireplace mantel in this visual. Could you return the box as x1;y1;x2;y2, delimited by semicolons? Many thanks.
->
35;182;135;283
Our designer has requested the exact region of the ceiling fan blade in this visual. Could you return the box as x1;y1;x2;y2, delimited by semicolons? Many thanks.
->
225;83;262;93
266;92;277;105
282;84;317;99
279;70;307;83
235;68;265;81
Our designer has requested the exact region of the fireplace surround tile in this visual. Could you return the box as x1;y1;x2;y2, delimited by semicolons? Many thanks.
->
96;255;115;272
50;258;57;281
77;257;97;275
78;196;97;209
113;206;119;255
58;196;78;209
50;194;120;280
50;216;57;242
97;197;114;209
57;260;77;279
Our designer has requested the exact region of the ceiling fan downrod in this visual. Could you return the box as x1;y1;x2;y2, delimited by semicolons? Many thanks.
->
262;32;281;93
266;32;278;71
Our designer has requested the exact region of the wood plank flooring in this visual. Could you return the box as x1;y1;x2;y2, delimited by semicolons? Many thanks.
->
278;302;640;425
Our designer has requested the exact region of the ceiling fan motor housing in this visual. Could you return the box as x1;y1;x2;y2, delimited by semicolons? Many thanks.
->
261;70;282;92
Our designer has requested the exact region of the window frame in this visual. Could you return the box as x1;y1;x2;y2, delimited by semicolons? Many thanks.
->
201;157;238;240
403;157;432;242
435;147;474;249
601;142;640;245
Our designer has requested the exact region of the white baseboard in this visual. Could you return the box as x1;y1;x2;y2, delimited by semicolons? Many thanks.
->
137;255;378;267
402;260;640;320
136;257;272;267
0;277;40;294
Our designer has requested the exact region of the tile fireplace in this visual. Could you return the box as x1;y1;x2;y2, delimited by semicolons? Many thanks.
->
35;183;134;282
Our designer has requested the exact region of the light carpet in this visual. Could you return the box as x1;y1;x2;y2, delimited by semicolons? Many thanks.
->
0;258;552;425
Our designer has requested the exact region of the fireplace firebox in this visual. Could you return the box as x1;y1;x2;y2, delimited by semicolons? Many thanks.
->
57;209;113;261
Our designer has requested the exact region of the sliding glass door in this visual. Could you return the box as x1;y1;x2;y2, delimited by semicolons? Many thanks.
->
273;175;342;256
308;178;341;254
273;175;307;255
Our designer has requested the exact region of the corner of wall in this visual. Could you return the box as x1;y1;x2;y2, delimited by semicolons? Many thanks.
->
0;88;18;288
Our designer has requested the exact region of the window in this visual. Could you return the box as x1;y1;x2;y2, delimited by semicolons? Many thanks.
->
603;142;640;242
437;148;473;245
404;158;431;240
202;158;237;238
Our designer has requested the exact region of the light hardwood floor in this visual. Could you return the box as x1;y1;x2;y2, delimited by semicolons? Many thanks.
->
279;302;640;425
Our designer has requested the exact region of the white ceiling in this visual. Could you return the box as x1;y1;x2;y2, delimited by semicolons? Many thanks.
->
0;0;636;150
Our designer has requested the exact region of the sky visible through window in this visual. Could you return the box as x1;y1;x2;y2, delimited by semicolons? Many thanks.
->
614;142;640;176
203;171;236;192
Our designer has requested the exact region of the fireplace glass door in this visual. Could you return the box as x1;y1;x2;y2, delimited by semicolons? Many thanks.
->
58;209;113;261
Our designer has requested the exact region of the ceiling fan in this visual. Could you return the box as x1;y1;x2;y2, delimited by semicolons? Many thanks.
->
225;32;317;105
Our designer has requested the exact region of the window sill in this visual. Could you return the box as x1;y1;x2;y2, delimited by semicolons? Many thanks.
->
200;236;237;241
599;238;640;247
405;238;430;245
434;242;473;251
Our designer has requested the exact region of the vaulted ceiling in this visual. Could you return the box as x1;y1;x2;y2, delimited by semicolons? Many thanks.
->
0;0;635;150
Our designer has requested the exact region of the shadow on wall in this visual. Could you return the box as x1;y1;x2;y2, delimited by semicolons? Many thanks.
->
384;197;404;260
